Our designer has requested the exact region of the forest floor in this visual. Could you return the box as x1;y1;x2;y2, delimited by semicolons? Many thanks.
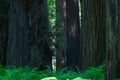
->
0;64;108;80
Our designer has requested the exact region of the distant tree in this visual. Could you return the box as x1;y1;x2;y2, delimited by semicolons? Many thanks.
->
106;0;120;79
55;0;66;68
7;0;30;66
66;0;82;70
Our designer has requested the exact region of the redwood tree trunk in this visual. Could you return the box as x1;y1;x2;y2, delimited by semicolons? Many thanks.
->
0;0;8;66
7;0;30;66
55;0;66;68
29;0;52;69
81;0;106;70
66;0;82;70
106;0;120;79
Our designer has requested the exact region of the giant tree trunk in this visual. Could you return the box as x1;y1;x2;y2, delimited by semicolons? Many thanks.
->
66;0;82;70
106;0;120;79
81;0;95;70
118;0;120;78
0;0;8;66
29;0;52;69
93;0;106;66
7;0;30;66
81;0;106;70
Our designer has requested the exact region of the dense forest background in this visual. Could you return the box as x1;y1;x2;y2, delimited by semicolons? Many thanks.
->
0;0;120;80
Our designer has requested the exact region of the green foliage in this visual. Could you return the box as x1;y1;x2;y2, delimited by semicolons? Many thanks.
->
114;79;120;80
47;0;65;53
1;63;118;80
41;77;57;80
47;0;56;27
0;66;41;80
72;77;87;80
79;64;105;80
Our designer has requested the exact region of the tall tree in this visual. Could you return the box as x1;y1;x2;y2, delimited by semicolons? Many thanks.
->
55;0;66;68
81;0;95;70
106;0;120;79
81;0;106;70
7;0;30;66
92;0;106;66
66;0;82;70
29;0;52;69
0;0;8;66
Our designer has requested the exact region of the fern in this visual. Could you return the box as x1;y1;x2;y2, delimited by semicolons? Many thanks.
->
0;63;106;80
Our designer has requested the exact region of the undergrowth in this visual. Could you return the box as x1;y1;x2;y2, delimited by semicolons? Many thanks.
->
0;63;106;80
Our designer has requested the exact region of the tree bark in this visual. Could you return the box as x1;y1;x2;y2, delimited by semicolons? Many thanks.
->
0;0;8;66
55;0;66;68
66;0;82;70
7;0;30;66
106;0;120;79
29;0;52;69
81;0;106;70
